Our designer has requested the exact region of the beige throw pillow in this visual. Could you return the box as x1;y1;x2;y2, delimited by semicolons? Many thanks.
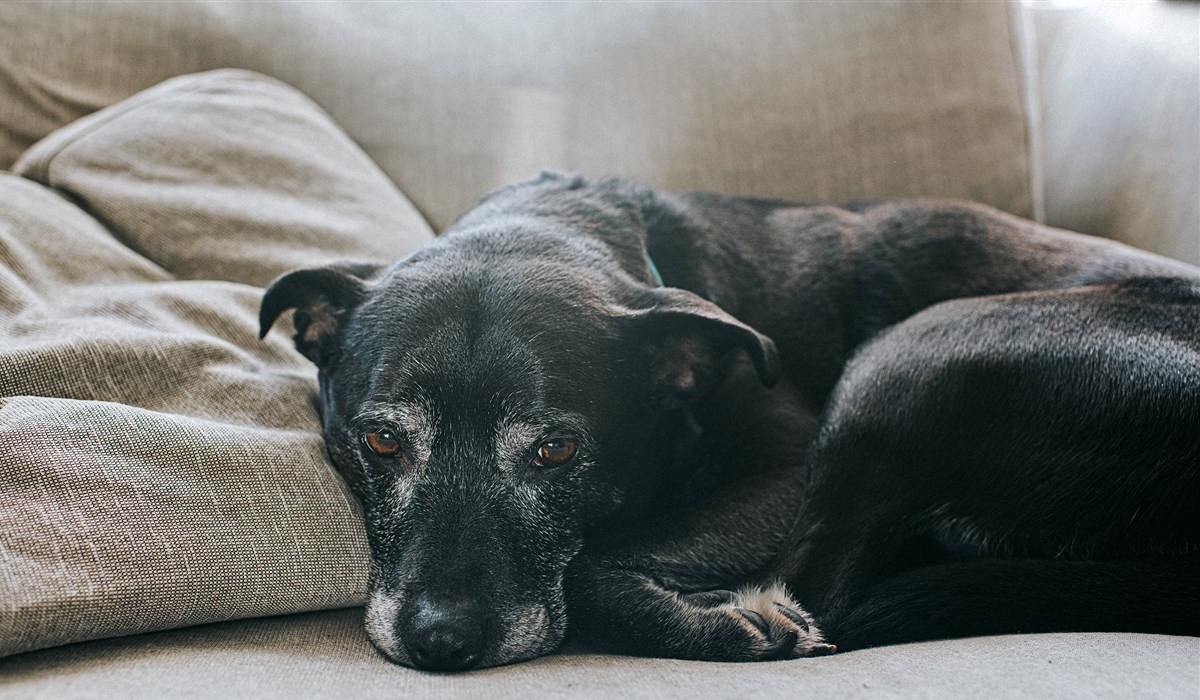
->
0;69;434;658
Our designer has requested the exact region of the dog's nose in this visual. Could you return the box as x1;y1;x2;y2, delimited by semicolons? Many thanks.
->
402;592;486;671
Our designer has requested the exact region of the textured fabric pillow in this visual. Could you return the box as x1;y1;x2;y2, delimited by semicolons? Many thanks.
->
0;1;1036;232
0;70;434;657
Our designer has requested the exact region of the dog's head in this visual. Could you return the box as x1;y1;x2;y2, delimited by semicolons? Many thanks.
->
259;174;777;670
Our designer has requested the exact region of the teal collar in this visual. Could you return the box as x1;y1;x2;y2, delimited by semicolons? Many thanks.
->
644;250;665;287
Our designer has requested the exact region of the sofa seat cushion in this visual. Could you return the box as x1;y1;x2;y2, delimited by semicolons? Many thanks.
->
1;608;1197;699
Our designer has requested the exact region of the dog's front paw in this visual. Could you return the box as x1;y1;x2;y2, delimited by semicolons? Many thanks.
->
675;583;836;661
566;562;834;662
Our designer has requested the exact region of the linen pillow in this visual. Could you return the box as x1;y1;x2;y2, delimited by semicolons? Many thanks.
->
0;69;434;657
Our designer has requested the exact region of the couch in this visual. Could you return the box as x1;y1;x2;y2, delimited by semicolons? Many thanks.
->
0;2;1196;698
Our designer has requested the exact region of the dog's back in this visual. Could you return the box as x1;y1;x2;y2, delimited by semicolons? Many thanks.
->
262;174;1200;666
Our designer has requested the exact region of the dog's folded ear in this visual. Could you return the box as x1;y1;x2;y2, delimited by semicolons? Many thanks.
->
259;263;381;366
621;288;780;404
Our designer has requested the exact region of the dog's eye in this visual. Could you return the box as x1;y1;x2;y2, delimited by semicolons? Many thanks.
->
532;438;578;469
362;430;403;458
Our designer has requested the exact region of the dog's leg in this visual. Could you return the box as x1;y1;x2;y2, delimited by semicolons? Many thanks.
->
769;278;1200;647
774;492;1200;646
565;466;836;660
827;558;1200;649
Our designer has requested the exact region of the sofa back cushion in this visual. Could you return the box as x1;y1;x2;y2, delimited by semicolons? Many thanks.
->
0;1;1036;230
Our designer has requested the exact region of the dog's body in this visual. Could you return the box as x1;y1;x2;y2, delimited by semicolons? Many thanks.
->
260;173;1200;670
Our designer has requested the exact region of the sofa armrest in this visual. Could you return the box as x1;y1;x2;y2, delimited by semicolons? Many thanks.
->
1025;0;1199;264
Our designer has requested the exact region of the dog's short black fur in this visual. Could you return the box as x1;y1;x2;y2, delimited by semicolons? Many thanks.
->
260;173;1200;670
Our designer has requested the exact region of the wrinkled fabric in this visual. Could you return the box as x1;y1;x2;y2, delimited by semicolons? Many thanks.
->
0;70;434;657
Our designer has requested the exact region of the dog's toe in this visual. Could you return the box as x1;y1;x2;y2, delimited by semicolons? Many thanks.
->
774;601;809;632
727;605;796;659
735;607;769;631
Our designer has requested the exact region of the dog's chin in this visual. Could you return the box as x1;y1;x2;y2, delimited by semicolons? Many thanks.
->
363;591;567;670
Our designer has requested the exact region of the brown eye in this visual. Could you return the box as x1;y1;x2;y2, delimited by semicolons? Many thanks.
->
363;430;402;458
532;438;577;469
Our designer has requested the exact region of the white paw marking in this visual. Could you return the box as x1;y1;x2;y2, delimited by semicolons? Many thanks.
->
726;582;836;657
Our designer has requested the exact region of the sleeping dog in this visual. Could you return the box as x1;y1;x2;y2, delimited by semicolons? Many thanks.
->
260;173;1200;670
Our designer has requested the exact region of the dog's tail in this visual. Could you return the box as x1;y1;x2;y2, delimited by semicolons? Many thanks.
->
824;557;1200;650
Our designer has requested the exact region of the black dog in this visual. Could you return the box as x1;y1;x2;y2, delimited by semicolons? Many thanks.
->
260;173;1200;670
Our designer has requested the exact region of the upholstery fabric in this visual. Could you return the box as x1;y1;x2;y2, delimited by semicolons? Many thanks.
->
2;608;1197;699
13;70;430;288
0;70;434;658
1027;1;1200;265
0;1;1036;232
